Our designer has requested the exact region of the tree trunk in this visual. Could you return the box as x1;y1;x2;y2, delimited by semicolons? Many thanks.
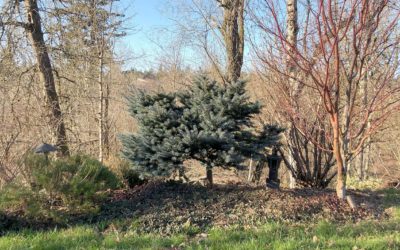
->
286;0;299;189
24;0;69;156
247;156;253;182
206;166;213;187
220;0;244;83
332;114;346;200
286;0;298;60
364;141;371;178
333;18;346;200
103;79;110;159
98;50;104;163
358;71;370;180
288;153;297;188
358;149;365;181
88;0;108;163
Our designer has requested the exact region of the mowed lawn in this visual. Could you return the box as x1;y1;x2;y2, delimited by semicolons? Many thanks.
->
1;189;399;250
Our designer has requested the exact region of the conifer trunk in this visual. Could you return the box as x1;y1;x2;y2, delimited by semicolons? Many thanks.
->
24;0;69;156
103;80;110;159
206;166;213;187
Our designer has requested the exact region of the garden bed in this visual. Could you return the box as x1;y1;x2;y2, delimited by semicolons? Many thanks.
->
98;181;387;235
0;181;390;236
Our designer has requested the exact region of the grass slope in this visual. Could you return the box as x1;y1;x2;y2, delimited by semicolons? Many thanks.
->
0;189;399;250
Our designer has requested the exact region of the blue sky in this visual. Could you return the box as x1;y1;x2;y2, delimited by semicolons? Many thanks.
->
0;0;174;70
119;0;174;70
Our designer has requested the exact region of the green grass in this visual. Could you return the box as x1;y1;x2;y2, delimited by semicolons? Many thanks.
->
0;227;186;250
193;220;400;250
1;189;399;250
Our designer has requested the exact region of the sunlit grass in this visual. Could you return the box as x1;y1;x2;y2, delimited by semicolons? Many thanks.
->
192;219;400;250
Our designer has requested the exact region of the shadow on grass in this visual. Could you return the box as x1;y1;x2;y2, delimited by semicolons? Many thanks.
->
0;225;186;250
1;182;247;235
379;188;400;208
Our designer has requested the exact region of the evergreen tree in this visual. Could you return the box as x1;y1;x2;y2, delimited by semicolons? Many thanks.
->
121;76;281;185
179;76;262;185
120;92;187;178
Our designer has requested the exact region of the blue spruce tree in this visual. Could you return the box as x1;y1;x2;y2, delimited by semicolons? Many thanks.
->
120;92;188;179
121;76;281;186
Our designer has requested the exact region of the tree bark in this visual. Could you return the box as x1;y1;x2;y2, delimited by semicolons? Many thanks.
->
103;79;110;159
87;0;108;163
206;166;213;187
333;23;346;200
24;0;69;156
247;156;253;182
286;0;298;62
98;49;104;163
288;153;297;188
219;0;244;83
358;71;370;180
332;114;346;200
286;0;299;189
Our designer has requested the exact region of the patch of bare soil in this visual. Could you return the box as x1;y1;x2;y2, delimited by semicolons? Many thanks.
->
101;181;387;235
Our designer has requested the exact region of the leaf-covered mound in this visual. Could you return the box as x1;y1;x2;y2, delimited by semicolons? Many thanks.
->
101;181;387;235
0;181;389;236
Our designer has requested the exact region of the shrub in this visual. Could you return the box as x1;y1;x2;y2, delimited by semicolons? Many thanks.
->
0;183;51;219
59;155;121;205
103;156;147;188
121;167;147;188
22;154;121;207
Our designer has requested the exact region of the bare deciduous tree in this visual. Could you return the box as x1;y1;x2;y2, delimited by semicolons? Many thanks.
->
23;0;69;156
254;0;400;199
217;0;245;82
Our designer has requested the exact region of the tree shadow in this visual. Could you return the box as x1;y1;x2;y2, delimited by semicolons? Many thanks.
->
0;182;262;235
0;211;61;236
378;188;400;209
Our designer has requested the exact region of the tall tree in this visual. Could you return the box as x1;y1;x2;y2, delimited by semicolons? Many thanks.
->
251;0;336;188
23;0;69;156
82;0;125;162
51;0;126;161
259;0;400;199
285;0;299;188
165;0;245;83
217;0;245;82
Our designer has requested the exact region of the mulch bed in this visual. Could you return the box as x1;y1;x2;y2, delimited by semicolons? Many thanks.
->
97;181;388;234
0;181;390;235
